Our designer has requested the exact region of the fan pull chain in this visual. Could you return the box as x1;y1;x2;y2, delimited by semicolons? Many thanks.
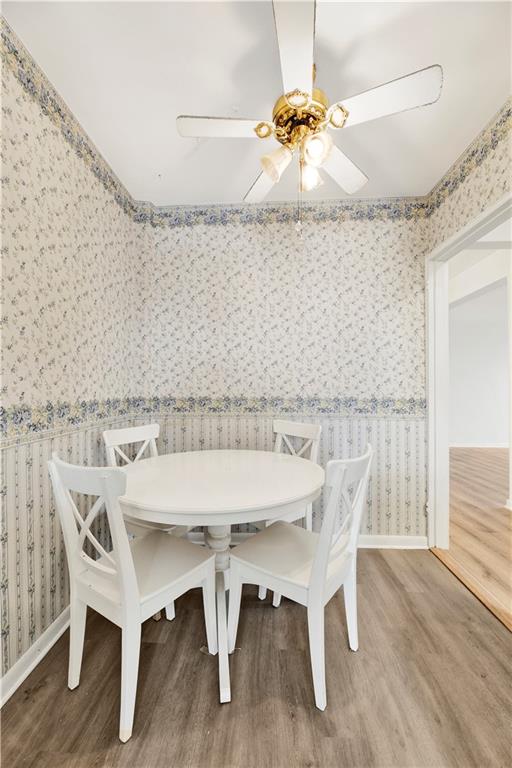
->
296;152;303;238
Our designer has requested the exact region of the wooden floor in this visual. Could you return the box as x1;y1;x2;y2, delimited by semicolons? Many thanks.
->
2;551;512;768
433;448;512;631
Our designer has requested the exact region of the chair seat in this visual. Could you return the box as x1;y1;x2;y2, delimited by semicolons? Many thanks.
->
124;515;190;539
253;504;308;530
231;522;351;589
78;532;214;605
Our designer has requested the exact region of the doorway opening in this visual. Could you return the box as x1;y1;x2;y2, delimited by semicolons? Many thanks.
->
427;193;512;629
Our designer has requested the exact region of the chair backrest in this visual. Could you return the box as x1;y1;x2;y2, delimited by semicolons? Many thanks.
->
273;419;321;463
309;445;373;598
103;423;159;467
48;454;139;606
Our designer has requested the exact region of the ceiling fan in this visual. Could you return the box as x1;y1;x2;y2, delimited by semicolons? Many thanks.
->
176;0;443;203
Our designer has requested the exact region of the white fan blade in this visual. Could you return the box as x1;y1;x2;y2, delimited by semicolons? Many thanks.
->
177;116;266;138
273;0;316;95
322;145;368;195
338;65;443;129
244;171;275;203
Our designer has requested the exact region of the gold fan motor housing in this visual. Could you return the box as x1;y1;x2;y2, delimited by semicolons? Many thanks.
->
271;88;330;147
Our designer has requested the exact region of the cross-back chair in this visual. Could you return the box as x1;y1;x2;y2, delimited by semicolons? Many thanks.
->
103;423;193;621
228;445;373;711
258;419;322;605
48;454;217;743
104;422;160;467
103;423;191;538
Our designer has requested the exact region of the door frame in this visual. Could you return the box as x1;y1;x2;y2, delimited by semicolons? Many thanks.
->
426;191;512;548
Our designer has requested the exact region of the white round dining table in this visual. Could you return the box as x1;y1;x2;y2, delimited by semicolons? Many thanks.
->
119;449;325;704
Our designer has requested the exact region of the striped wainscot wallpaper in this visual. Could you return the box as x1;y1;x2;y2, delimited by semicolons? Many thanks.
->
2;411;426;675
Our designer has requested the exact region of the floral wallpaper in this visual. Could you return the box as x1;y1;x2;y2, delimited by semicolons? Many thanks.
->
428;99;512;249
1;64;141;412
145;217;428;404
1;17;510;440
0;16;511;675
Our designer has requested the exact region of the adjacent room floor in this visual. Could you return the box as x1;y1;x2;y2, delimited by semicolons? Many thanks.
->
2;550;511;768
434;447;511;631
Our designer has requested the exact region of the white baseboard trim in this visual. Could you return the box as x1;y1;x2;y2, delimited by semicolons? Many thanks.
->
0;606;70;708
188;531;428;549
450;443;509;449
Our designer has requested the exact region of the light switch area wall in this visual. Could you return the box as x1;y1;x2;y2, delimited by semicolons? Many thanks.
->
449;279;509;446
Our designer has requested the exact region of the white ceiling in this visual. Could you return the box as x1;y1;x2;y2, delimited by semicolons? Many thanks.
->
4;1;511;206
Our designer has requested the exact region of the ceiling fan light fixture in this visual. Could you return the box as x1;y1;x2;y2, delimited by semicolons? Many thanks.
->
176;0;442;206
261;145;293;182
300;163;323;192
302;131;333;167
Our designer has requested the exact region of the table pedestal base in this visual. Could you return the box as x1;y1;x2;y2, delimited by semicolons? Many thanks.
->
206;525;232;703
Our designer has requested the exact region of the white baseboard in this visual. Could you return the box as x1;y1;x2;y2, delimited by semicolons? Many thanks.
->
0;606;70;708
358;535;428;549
450;443;509;449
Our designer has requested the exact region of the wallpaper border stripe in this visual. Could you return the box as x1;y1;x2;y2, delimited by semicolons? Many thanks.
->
0;18;138;221
1;396;427;443
1;17;511;228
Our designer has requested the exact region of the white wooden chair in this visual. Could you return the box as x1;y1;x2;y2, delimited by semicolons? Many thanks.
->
228;445;372;711
103;424;194;622
103;423;191;539
258;419;322;606
48;454;217;743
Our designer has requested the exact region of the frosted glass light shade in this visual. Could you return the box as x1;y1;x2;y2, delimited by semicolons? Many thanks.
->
300;164;323;192
302;132;333;167
261;145;293;182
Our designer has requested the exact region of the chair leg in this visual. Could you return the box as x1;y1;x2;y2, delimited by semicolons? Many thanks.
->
68;596;87;690
272;592;282;608
202;573;218;655
164;603;175;621
258;518;273;602
227;566;243;654
307;605;326;710
119;622;141;743
344;562;359;651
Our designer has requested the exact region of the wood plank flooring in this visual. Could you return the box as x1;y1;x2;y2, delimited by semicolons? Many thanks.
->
2;550;511;768
433;448;512;631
